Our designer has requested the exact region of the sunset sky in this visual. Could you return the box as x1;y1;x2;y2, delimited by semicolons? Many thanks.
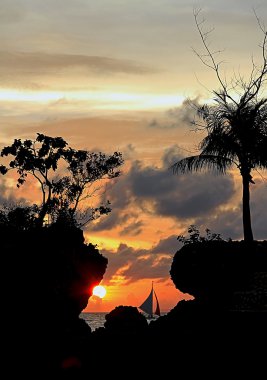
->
1;0;267;312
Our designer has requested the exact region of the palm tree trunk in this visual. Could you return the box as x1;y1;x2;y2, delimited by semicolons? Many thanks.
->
242;175;254;242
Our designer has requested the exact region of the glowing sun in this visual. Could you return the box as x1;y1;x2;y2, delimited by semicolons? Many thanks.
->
93;285;107;299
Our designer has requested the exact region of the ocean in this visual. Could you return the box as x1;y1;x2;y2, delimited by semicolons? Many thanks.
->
80;311;166;331
80;312;107;331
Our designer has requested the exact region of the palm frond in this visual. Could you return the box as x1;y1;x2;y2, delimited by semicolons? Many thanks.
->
171;154;234;175
200;132;240;160
253;135;267;168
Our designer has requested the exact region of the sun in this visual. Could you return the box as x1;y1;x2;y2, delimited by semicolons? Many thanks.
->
92;285;107;299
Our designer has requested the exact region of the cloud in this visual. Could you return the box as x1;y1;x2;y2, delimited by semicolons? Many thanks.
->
120;220;143;236
129;158;235;219
88;175;134;233
194;208;242;241
155;173;234;219
148;97;201;129
0;178;28;206
89;211;126;232
88;146;236;235
101;234;180;285
189;177;267;241
161;145;184;168
0;51;156;85
151;235;181;255
123;144;136;160
250;181;267;240
122;255;171;285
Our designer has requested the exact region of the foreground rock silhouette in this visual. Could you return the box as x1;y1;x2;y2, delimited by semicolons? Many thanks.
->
170;240;267;310
3;220;267;376
88;241;267;376
2;222;107;375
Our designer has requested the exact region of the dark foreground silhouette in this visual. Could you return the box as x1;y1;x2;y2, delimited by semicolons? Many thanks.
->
3;222;267;377
2;222;107;375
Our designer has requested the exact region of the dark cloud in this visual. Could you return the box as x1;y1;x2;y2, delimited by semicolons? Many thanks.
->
195;208;242;241
156;173;234;219
250;181;267;240
87;176;134;233
161;145;184;168
190;178;267;241
88;146;236;235
122;255;171;285
129;159;235;219
129;160;176;198
148;97;201;129
99;175;267;285
120;220;143;236
101;243;146;285
89;203;143;236
85;147;265;242
151;235;181;255
89;211;126;232
101;234;180;285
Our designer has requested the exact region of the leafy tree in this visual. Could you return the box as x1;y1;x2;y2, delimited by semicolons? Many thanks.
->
0;133;123;227
0;204;38;230
172;10;267;242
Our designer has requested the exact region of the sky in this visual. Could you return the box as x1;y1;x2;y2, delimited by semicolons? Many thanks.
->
1;0;267;312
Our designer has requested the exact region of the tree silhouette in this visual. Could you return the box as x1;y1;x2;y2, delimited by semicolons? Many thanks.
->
0;133;123;227
0;204;38;230
171;10;267;242
177;225;225;245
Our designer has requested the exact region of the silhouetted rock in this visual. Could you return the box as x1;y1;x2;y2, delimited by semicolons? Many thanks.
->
91;305;148;351
148;297;267;375
3;220;267;376
170;240;267;310
104;305;148;334
89;306;151;374
2;222;107;374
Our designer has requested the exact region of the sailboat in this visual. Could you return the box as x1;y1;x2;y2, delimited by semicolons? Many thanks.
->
139;282;161;319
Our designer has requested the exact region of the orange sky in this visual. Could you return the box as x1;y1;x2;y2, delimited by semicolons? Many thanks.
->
1;1;267;312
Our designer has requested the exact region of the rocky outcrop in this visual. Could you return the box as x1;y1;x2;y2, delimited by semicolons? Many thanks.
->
170;240;267;310
2;223;107;373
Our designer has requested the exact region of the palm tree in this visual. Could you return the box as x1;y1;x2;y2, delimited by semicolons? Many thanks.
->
172;9;267;242
171;97;267;242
